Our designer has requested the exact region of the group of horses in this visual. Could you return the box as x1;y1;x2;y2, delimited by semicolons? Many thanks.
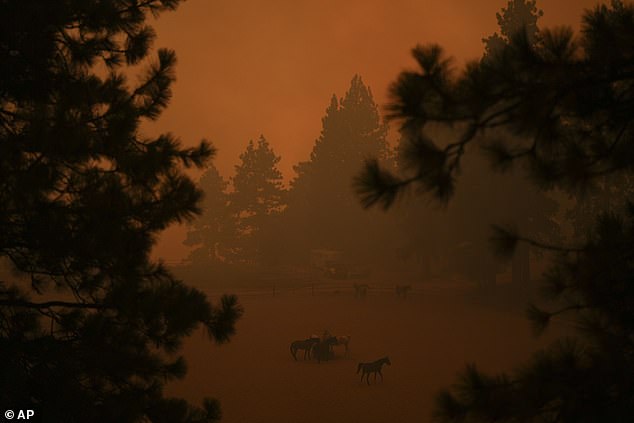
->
290;333;350;363
288;283;414;385
290;333;391;385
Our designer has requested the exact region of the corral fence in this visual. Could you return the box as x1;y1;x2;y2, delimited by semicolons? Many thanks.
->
194;278;556;323
197;279;477;299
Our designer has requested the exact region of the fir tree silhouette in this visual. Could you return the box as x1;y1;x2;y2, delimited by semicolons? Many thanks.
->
0;2;242;422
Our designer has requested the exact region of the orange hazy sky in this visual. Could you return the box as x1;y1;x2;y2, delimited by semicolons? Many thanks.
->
149;0;605;261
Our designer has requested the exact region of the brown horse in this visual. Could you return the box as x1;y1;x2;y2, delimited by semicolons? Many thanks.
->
290;337;319;360
357;357;391;385
332;335;351;355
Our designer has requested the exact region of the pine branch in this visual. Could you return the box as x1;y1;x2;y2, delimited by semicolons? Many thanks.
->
354;159;416;209
490;225;586;256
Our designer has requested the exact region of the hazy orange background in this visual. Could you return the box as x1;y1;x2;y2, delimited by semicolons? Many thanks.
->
148;0;604;262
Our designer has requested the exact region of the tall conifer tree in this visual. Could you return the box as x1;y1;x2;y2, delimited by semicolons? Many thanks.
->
184;163;235;264
0;2;241;421
230;135;285;264
286;75;392;260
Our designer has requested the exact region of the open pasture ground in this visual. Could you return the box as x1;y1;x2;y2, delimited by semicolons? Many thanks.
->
168;283;565;423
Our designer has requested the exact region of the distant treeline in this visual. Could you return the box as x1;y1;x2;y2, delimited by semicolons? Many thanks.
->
182;75;580;287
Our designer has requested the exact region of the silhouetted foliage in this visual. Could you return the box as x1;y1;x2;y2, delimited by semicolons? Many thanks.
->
184;136;285;267
294;76;390;202
368;32;559;286
0;1;242;422
184;163;235;264
357;1;634;202
446;154;558;287
229;135;286;264
482;0;543;58
565;172;634;242
357;0;634;421
285;75;394;263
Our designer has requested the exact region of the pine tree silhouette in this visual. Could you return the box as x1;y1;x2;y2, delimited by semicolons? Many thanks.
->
285;75;393;262
184;163;235;265
0;2;242;422
356;1;634;421
229;135;286;265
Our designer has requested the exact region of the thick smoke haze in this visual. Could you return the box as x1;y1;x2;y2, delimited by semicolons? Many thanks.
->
3;1;631;422
150;0;602;261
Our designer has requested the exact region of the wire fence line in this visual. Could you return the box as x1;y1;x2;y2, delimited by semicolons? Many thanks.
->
196;280;477;299
191;280;552;324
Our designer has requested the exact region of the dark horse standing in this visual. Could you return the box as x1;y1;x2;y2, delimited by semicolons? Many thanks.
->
312;336;338;363
290;337;319;360
357;357;391;385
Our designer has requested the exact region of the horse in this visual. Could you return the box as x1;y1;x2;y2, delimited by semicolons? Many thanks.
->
357;356;391;385
332;335;351;355
312;336;338;363
395;284;411;299
353;283;368;299
290;337;320;360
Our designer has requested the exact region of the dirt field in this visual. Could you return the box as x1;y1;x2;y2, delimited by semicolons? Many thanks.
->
167;285;565;423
